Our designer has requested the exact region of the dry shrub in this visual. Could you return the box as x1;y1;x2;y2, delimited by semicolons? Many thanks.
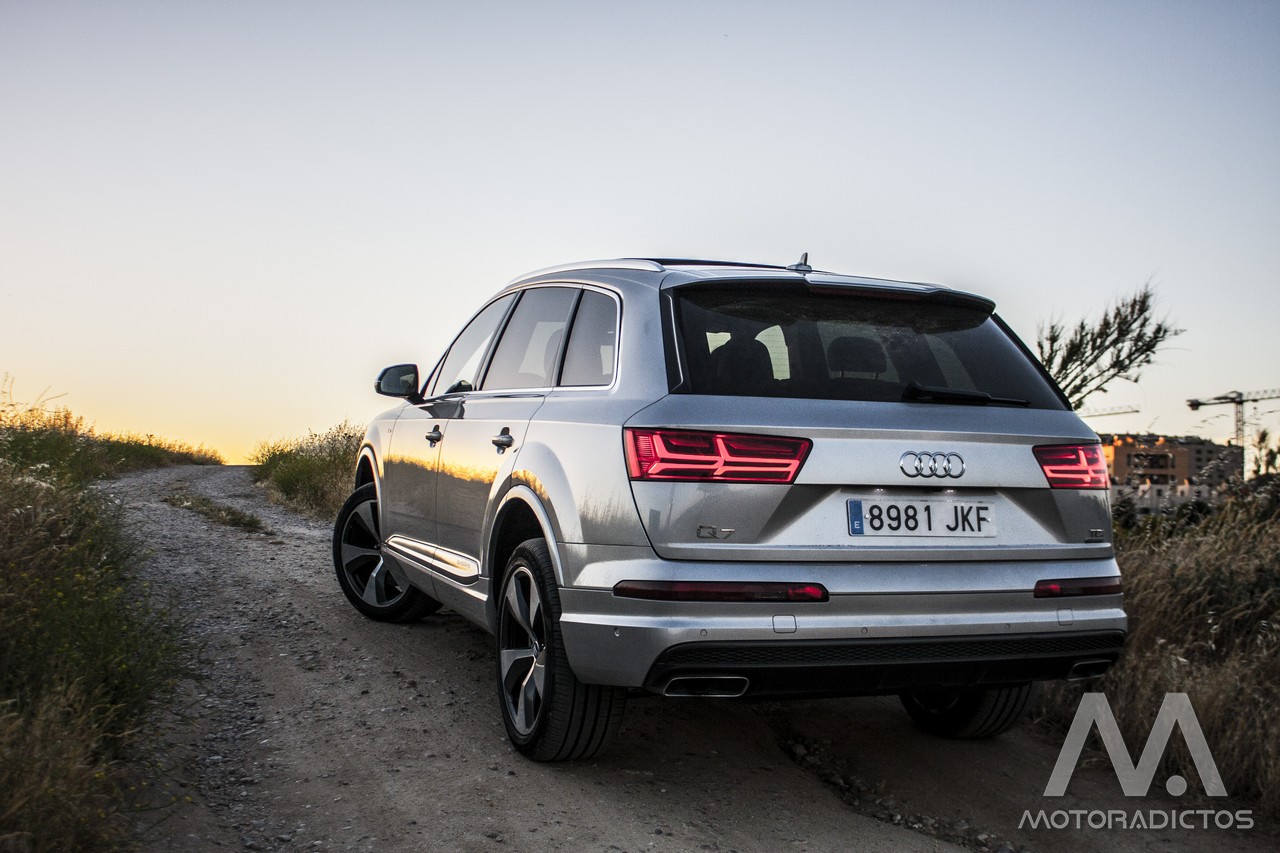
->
250;422;364;520
1036;496;1280;816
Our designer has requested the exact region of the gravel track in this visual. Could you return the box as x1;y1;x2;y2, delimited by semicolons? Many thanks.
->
116;465;1273;852
118;465;960;853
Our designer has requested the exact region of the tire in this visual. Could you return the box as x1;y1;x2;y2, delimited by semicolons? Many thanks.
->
496;538;626;761
332;483;441;622
899;682;1037;739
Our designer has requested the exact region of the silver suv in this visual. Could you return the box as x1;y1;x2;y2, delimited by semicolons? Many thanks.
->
332;258;1126;761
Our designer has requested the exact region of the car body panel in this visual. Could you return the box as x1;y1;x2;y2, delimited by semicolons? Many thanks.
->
623;394;1112;562
351;258;1126;697
556;559;1124;686
432;392;545;575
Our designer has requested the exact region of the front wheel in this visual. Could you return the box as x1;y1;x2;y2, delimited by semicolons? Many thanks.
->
899;683;1037;739
332;483;440;622
496;538;626;761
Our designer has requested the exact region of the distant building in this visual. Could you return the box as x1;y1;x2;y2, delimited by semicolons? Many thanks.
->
1099;433;1242;514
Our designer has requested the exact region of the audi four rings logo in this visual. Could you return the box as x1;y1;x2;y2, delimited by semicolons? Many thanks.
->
899;451;965;478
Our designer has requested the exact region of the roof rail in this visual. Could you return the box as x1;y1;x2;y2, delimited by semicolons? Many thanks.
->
509;256;804;286
508;258;665;285
640;258;788;270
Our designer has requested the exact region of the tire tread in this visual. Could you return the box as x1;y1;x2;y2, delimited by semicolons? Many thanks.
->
501;538;626;761
900;682;1036;739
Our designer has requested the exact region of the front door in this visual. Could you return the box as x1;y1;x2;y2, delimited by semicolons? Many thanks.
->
379;293;516;557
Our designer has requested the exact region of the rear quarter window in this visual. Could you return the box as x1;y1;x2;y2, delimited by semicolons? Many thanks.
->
560;290;619;387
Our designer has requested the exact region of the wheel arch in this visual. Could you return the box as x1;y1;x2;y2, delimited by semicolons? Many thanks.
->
355;448;377;489
354;446;387;531
486;486;566;629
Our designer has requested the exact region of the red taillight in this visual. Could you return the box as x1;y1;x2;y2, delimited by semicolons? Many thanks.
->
624;428;811;483
612;580;829;602
1034;577;1123;598
1033;444;1109;489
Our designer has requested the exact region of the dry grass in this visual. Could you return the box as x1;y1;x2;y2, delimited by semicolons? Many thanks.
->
163;488;271;534
0;379;222;486
1035;490;1280;816
250;421;363;520
0;686;123;853
1;382;193;851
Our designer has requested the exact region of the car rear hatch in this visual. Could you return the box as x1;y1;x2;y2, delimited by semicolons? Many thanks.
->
623;276;1113;564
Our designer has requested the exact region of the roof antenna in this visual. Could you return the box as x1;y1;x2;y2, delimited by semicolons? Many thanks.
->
786;252;812;273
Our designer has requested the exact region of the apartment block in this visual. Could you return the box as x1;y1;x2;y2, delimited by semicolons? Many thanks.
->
1099;433;1243;513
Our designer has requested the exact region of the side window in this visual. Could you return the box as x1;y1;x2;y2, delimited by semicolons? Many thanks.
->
560;290;619;386
481;287;578;390
430;294;516;396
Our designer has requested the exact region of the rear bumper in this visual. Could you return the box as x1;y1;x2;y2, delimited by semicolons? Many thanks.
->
642;631;1124;698
556;550;1127;693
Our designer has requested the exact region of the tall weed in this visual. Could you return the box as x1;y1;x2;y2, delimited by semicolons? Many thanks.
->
0;380;222;484
1036;492;1280;816
0;685;124;853
250;422;363;520
0;383;194;851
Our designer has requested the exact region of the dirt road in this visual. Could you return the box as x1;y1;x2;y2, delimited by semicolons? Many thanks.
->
118;466;1272;852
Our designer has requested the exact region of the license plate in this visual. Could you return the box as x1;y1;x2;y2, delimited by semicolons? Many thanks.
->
847;499;996;537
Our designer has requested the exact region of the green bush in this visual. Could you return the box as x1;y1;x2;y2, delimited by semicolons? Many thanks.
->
250;422;364;520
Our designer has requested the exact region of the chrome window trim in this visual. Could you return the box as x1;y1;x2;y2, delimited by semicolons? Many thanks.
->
466;282;622;394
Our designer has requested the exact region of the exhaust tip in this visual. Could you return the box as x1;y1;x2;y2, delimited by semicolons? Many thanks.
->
1067;659;1113;681
662;675;750;698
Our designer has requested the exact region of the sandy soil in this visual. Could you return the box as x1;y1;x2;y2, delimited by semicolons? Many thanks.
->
113;465;1274;852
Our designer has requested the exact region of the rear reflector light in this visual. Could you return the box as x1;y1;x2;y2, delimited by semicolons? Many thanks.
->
1033;444;1109;489
613;580;829;602
624;429;811;483
1034;577;1123;598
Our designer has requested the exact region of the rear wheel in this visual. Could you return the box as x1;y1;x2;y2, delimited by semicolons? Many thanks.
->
899;683;1037;738
496;538;626;760
332;484;440;622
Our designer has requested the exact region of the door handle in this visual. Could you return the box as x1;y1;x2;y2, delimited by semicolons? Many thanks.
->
426;427;443;446
491;428;515;450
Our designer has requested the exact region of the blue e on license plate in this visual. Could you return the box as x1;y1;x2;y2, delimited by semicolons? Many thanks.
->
847;499;996;537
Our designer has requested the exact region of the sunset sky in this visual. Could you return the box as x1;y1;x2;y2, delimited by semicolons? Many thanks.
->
3;0;1278;463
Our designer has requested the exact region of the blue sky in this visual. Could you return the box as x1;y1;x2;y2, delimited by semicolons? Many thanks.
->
2;0;1277;462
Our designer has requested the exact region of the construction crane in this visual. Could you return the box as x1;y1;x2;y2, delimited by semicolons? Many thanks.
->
1186;388;1280;477
1077;405;1140;418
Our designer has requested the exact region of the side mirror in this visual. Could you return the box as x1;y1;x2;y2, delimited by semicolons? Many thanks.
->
375;364;423;403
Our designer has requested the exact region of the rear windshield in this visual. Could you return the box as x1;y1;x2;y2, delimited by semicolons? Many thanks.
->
672;283;1066;410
